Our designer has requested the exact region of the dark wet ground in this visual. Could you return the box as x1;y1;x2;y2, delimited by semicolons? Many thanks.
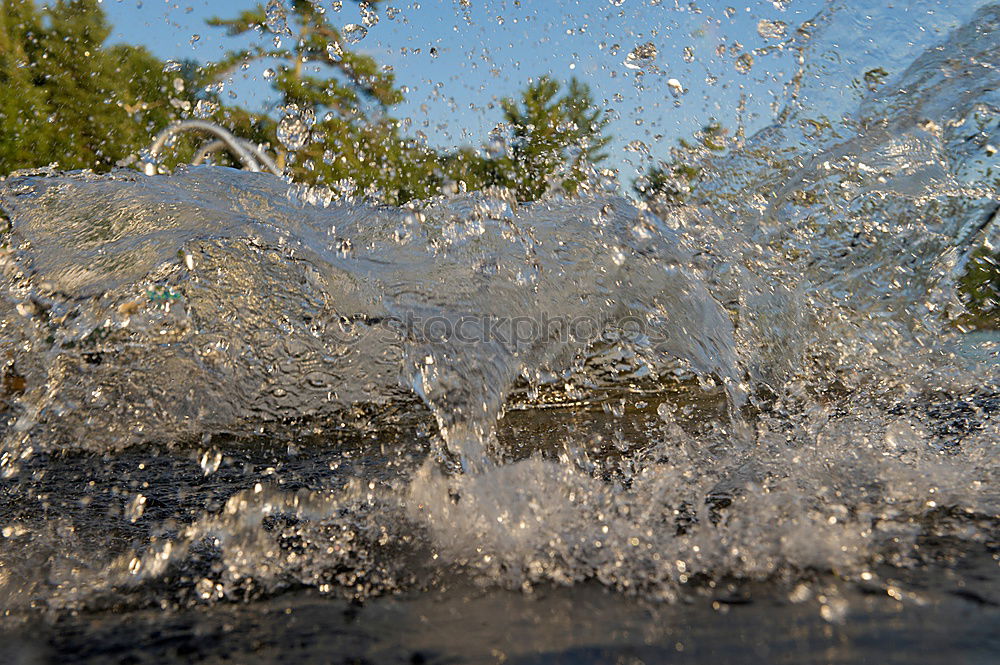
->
3;553;998;665
1;387;997;664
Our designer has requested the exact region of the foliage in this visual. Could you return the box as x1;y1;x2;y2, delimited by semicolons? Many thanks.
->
633;119;728;206
205;0;442;204
495;76;610;201
0;0;612;207
958;247;1000;328
205;6;612;204
0;0;194;175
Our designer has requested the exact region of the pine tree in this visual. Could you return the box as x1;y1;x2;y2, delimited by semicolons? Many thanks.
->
206;0;441;204
499;76;611;201
634;120;728;207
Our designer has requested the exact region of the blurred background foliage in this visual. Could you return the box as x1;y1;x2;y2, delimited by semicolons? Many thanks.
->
0;0;203;171
959;248;1000;328
0;0;611;205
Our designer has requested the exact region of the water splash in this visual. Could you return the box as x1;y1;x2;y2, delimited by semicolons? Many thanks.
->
341;24;369;45
0;168;740;472
0;0;998;622
624;42;658;71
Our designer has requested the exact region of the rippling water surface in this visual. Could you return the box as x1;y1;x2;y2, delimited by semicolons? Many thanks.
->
1;3;999;663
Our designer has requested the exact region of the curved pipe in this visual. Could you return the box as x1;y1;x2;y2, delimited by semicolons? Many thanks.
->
235;139;282;176
144;120;283;176
190;138;282;176
191;139;232;167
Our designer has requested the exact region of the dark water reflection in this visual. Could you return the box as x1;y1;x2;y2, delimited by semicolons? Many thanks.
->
4;557;997;665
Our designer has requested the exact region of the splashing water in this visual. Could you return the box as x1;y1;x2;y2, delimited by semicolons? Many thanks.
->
0;1;998;632
0;167;739;469
341;23;369;45
623;42;658;71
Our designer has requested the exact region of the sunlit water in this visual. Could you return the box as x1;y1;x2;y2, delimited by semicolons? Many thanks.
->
0;3;998;661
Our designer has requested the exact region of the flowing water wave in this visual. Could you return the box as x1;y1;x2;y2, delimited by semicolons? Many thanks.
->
0;2;998;619
0;167;740;463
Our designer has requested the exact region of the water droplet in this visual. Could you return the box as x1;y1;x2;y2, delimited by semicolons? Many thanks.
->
326;43;343;62
200;449;223;475
263;67;277;80
734;52;754;74
341;24;368;44
394;224;412;244
757;19;787;40
265;0;289;34
682;46;695;63
196;577;219;600
609;0;625;6
724;6;736;18
193;100;218;119
789;584;812;603
602;399;626;418
277;105;315;151
667;78;684;96
625;140;650;154
819;596;849;623
624;42;657;71
125;494;147;523
359;1;380;27
2;524;26;539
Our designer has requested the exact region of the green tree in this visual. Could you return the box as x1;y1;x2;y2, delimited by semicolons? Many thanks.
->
958;247;1000;328
0;0;192;175
206;0;441;204
634;119;728;207
0;0;48;171
497;76;611;201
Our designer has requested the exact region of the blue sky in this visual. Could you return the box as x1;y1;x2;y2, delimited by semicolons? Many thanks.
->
102;0;824;181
